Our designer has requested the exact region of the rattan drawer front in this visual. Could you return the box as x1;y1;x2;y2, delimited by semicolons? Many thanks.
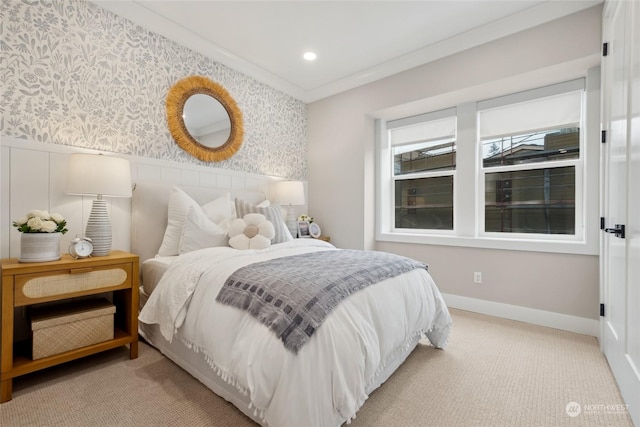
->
15;265;131;306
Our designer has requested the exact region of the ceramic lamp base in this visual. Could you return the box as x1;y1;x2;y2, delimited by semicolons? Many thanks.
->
284;207;298;238
85;199;112;256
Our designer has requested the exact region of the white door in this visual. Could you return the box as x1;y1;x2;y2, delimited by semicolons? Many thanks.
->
601;1;639;425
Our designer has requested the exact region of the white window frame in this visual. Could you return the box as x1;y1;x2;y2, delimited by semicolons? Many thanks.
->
389;108;457;235
376;70;600;255
477;79;585;242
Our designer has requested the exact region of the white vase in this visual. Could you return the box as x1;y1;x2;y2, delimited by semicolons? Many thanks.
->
19;232;61;263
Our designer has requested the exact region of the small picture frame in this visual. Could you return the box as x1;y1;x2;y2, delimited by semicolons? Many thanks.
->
297;220;311;238
309;222;321;238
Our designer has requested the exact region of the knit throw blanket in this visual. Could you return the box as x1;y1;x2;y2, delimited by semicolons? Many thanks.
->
216;249;427;353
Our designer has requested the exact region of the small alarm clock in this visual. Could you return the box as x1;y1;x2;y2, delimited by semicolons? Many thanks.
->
68;236;93;259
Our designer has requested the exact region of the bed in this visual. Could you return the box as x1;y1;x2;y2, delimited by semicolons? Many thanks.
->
133;181;452;426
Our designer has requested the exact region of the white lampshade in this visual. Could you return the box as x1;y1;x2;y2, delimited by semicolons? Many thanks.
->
66;153;132;257
66;153;132;198
271;180;305;206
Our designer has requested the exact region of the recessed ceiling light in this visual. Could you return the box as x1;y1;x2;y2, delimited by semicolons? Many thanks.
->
303;52;317;61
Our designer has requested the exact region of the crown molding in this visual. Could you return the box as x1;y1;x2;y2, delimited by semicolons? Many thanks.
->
91;1;601;104
304;1;602;102
91;0;308;101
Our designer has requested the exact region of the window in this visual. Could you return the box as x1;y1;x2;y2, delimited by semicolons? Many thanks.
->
388;109;456;231
478;87;584;236
484;165;576;234
376;76;598;254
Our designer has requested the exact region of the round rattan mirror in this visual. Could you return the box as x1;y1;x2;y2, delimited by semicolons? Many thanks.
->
166;75;244;162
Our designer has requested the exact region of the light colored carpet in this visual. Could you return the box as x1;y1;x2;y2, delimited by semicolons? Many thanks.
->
1;309;633;426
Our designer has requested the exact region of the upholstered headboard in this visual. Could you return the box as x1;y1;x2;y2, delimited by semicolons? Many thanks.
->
131;181;266;264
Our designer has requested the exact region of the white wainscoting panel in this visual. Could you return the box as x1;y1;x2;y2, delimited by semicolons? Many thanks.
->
1;146;10;257
1;136;303;260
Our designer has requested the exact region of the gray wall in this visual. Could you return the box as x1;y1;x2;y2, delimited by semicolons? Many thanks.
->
307;5;603;320
0;0;307;180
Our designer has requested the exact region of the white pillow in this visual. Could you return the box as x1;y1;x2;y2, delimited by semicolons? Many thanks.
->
157;187;201;256
157;187;233;256
179;207;228;254
202;192;234;225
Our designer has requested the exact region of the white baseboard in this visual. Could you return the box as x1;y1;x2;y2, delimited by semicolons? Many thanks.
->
442;293;599;337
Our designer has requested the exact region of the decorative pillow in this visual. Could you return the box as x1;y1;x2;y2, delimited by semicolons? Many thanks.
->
255;199;294;240
158;186;233;256
235;198;292;244
228;214;275;250
256;199;288;219
178;206;228;254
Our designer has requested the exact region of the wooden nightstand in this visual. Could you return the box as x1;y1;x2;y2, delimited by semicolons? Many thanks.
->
0;250;139;403
316;236;331;243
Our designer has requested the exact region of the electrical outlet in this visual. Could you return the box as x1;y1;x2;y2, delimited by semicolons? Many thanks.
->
473;272;482;284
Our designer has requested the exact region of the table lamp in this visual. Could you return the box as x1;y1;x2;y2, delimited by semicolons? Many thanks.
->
271;180;305;238
66;153;132;256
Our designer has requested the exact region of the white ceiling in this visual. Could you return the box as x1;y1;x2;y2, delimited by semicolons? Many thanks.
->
93;1;600;103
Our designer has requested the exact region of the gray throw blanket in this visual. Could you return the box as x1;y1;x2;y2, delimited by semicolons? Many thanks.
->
216;249;427;353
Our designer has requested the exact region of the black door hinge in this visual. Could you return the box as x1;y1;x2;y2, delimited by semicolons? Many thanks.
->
602;130;607;143
600;303;605;317
600;217;605;230
603;42;609;56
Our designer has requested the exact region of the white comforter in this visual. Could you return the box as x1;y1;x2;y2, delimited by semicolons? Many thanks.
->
139;239;452;427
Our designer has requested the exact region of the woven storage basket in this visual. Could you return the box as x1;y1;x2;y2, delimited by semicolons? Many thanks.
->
31;298;115;360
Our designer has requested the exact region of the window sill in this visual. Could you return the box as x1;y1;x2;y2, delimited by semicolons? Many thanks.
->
376;231;598;255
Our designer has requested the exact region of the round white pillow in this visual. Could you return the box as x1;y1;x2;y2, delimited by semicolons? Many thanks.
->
228;213;275;250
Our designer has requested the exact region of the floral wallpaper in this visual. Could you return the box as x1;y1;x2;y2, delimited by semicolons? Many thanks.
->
0;0;307;179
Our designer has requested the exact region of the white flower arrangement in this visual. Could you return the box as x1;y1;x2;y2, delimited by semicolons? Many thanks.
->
13;209;68;234
298;214;313;223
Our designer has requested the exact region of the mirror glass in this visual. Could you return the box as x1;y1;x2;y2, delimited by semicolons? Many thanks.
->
182;94;231;148
166;75;243;162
